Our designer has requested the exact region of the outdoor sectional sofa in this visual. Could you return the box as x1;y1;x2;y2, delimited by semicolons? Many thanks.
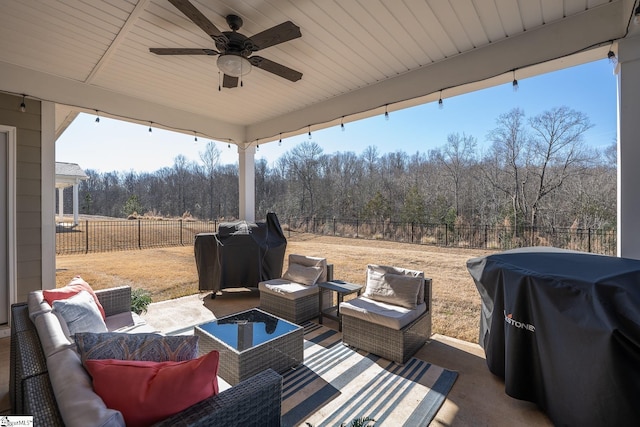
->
10;284;283;426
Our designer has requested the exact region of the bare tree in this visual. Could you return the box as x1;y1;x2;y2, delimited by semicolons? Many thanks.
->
485;108;531;231
527;106;594;227
283;141;323;215
431;132;477;217
199;142;221;219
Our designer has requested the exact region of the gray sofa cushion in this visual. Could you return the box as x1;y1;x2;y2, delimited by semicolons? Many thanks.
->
340;297;426;330
27;290;52;320
105;311;157;333
33;312;74;357
47;348;125;427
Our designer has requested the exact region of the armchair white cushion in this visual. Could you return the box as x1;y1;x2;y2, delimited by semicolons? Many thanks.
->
259;254;331;323
339;264;432;363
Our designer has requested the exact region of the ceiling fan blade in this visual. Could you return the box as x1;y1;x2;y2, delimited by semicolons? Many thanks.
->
248;21;301;51
149;48;219;55
222;74;239;88
168;0;228;47
249;56;302;82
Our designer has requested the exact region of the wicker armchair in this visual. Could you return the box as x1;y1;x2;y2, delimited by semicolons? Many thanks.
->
258;254;333;324
340;265;432;363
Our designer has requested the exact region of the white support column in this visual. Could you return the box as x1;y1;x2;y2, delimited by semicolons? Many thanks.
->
617;35;640;259
72;183;79;225
41;101;56;290
58;187;64;222
238;144;256;222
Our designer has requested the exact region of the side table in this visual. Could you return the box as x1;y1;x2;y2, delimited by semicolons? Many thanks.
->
318;280;362;331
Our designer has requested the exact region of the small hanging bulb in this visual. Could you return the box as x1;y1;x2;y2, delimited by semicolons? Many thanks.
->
194;132;198;143
95;110;100;123
218;71;222;91
228;143;231;149
308;125;312;140
256;144;259;151
19;94;26;113
512;70;519;92
279;133;282;146
384;105;389;121
148;122;153;133
341;117;345;132
438;91;444;109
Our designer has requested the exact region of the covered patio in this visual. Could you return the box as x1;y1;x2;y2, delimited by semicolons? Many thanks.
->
1;0;639;424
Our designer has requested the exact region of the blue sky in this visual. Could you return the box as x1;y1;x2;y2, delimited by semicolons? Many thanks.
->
56;59;617;173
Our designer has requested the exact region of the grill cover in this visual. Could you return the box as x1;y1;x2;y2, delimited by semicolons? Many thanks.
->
194;213;286;292
467;247;640;426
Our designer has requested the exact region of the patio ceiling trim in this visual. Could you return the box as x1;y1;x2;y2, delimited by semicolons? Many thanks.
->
0;60;245;143
247;1;626;145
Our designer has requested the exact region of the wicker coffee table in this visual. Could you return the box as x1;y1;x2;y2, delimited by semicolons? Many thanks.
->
195;308;303;385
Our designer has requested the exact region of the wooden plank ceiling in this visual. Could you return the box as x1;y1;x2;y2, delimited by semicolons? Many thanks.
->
0;0;628;144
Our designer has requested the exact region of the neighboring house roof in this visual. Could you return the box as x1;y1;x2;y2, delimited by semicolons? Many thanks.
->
56;162;88;189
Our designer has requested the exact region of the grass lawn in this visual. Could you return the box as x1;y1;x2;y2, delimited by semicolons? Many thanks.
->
55;232;496;343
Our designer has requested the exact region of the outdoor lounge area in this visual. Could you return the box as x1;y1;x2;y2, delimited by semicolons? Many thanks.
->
2;0;640;425
0;287;552;426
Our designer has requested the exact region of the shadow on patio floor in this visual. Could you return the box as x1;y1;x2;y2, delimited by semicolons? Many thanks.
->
142;288;552;427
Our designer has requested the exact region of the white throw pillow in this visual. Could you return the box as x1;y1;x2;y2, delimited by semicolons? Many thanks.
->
53;290;108;336
282;263;323;286
363;267;423;309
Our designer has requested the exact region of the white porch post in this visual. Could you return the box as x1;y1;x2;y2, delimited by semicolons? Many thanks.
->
617;35;640;259
58;187;64;222
72;182;79;225
238;144;256;222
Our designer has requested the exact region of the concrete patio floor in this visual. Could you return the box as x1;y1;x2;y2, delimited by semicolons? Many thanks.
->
0;289;552;425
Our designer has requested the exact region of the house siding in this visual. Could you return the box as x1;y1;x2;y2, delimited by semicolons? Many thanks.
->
0;92;42;302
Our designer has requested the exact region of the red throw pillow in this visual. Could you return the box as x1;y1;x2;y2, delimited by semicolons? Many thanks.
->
43;277;106;320
84;351;219;427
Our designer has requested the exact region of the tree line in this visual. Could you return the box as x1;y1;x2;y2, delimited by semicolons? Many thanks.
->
65;107;616;231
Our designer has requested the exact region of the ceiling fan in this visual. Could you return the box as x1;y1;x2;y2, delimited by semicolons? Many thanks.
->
150;0;303;89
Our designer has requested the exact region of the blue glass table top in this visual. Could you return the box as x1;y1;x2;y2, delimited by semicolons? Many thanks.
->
198;308;300;352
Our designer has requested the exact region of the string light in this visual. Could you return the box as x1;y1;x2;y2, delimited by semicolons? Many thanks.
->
512;70;519;92
19;94;26;113
341;116;345;131
95;110;100;123
278;133;282;146
438;91;444;109
308;125;312;140
148;121;153;133
218;72;222;92
194;131;198;143
384;105;389;121
228;143;231;149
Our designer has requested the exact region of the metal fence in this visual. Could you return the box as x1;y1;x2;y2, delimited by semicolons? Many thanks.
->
55;217;617;256
56;219;218;255
286;217;617;255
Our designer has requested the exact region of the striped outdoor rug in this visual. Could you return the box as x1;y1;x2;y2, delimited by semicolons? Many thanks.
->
281;322;458;427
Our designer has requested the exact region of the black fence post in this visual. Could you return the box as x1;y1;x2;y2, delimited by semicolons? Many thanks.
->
180;219;183;246
356;219;359;238
588;227;592;253
484;224;488;248
333;217;336;235
411;222;414;243
445;224;448;246
85;220;89;254
138;220;142;249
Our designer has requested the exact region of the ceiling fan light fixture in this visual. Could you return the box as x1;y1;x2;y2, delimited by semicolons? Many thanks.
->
217;54;252;77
